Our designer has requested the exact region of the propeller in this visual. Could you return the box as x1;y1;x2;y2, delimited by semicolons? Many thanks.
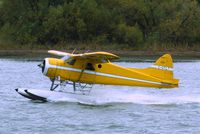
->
38;63;43;68
38;60;45;73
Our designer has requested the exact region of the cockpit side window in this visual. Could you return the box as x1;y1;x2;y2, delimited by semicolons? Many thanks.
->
101;59;108;63
67;59;76;65
85;63;95;71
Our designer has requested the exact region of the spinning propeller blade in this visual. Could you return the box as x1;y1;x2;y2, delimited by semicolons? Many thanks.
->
38;63;43;68
38;60;46;73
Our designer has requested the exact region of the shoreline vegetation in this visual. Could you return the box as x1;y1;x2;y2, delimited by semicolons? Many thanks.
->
0;0;200;58
1;43;200;57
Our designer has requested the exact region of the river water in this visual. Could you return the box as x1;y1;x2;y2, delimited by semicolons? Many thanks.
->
0;56;200;134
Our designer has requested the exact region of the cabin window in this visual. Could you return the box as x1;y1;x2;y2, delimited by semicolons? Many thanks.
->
101;59;109;63
86;63;95;71
67;59;76;65
98;64;102;68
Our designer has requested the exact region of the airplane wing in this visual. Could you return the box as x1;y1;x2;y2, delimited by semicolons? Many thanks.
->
48;50;119;61
48;50;72;57
72;52;119;60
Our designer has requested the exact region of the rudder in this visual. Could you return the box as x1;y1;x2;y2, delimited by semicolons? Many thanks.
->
154;54;173;69
144;54;178;84
130;54;179;87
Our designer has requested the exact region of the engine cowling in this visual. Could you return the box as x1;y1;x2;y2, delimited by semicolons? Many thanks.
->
38;58;70;81
38;58;50;76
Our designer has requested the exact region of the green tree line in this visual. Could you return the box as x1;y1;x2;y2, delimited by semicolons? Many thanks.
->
0;0;200;48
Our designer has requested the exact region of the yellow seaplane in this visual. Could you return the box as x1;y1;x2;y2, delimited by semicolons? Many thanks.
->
15;50;179;102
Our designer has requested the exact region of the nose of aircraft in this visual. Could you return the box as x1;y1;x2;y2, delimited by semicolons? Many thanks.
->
38;60;45;73
38;62;43;68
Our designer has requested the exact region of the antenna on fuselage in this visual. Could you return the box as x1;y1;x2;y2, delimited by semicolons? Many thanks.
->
72;48;76;54
85;50;90;53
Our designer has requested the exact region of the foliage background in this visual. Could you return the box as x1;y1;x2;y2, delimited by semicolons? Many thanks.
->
0;0;200;50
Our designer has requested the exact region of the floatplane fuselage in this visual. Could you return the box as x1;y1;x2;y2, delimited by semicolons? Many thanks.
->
42;52;179;89
16;50;179;101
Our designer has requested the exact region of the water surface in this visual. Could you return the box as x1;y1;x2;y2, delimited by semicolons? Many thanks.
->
0;57;200;134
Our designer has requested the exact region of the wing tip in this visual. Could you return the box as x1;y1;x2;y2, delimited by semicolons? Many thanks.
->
48;50;71;57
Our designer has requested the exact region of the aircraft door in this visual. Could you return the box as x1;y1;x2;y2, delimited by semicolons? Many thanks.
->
79;62;96;84
53;60;59;80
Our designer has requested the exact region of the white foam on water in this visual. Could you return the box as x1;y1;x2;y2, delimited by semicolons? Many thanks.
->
46;86;200;105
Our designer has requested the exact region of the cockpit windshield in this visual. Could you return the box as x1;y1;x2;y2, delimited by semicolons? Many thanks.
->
62;55;71;61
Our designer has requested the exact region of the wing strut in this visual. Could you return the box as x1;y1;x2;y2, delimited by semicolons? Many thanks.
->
73;82;76;92
48;62;95;94
50;79;59;91
72;63;95;94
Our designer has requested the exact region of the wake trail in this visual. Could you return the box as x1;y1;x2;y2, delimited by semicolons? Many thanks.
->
48;87;200;105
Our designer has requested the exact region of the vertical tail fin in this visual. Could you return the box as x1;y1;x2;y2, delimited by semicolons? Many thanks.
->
154;54;173;69
144;54;179;86
151;54;174;80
